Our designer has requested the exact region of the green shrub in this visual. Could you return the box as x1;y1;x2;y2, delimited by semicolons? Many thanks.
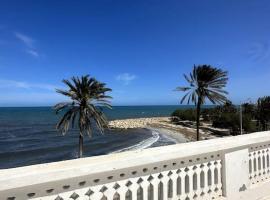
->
257;96;270;131
212;113;256;135
171;109;196;121
201;108;216;121
212;113;238;129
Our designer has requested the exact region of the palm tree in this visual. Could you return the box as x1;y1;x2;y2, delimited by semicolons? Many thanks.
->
54;75;112;158
176;65;229;141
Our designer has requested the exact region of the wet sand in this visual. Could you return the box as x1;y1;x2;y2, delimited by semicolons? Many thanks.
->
147;127;189;143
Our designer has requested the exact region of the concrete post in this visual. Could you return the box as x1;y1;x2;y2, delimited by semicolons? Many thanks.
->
222;148;250;199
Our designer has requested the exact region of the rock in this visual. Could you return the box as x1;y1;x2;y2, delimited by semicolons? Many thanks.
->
109;117;170;129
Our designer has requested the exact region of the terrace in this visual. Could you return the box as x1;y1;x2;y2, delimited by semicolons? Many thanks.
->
1;131;270;200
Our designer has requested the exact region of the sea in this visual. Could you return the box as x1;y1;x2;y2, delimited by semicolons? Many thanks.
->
0;105;194;169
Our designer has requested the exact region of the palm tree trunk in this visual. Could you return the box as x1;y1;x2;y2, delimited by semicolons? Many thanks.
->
196;98;202;141
79;134;83;158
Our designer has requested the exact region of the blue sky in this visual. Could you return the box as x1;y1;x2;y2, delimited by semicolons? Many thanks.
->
0;0;270;106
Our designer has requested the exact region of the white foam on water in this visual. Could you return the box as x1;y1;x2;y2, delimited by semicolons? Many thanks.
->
111;130;160;153
159;131;178;143
71;150;79;158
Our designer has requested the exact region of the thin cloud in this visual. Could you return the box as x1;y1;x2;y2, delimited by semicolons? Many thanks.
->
14;32;35;48
247;41;270;62
0;79;58;91
14;32;41;57
116;73;136;85
26;50;39;57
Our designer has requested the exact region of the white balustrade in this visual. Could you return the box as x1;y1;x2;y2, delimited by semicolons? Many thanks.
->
249;145;270;185
1;131;270;200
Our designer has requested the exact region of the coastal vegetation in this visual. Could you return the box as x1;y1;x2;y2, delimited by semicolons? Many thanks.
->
211;102;257;135
257;96;270;131
54;75;112;158
175;65;229;141
171;109;196;121
171;97;270;135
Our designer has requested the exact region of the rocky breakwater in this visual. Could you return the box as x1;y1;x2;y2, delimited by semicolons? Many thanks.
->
109;117;170;129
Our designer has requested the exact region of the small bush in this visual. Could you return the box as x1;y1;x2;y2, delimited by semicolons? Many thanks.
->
212;113;238;129
212;113;256;135
171;109;196;121
201;108;216;121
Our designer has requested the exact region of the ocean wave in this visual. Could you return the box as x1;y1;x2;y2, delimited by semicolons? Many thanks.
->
111;130;160;153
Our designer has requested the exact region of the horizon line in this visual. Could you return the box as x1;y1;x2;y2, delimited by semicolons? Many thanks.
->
0;104;220;108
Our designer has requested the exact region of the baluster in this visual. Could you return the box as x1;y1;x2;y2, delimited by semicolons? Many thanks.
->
210;161;215;195
258;150;262;179
254;151;259;182
267;148;270;177
249;152;254;182
140;176;149;200
57;191;74;200
202;162;208;199
263;148;269;179
150;174;159;200
186;166;193;199
197;164;202;199
161;171;170;200
90;185;104;200
262;150;266;178
210;160;216;199
127;178;140;200
193;164;200;199
259;150;263;178
204;162;212;200
170;170;178;199
117;180;128;200
103;183;115;200
179;169;186;199
182;167;190;199
216;160;222;197
74;188;90;200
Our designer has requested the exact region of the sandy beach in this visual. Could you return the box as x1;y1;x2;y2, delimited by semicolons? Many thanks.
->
147;127;189;143
109;117;221;141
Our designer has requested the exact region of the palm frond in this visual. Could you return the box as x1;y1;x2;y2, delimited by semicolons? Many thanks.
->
176;65;229;105
180;91;191;104
53;102;74;113
175;87;191;92
56;107;79;135
54;74;112;139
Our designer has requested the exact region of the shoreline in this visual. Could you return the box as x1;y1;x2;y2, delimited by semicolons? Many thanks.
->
109;117;223;141
147;126;189;143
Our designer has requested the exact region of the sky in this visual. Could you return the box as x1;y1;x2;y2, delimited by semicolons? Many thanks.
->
0;0;270;106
